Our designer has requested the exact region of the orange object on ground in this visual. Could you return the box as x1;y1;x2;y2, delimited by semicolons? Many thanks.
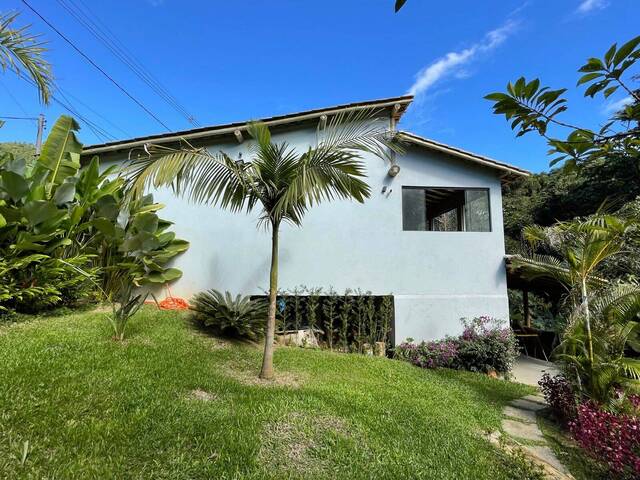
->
158;285;190;310
159;296;189;310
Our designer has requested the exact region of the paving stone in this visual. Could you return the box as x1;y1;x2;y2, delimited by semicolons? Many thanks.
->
502;419;546;442
509;398;547;411
503;405;537;424
523;394;547;405
524;445;572;476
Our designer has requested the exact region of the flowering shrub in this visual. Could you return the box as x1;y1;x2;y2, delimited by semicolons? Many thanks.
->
395;316;518;375
569;401;640;478
395;339;458;369
456;316;519;374
538;373;577;425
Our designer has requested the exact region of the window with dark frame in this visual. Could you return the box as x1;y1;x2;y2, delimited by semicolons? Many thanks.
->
402;187;491;232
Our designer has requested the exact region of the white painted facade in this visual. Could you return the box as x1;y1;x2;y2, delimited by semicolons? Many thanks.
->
90;98;527;344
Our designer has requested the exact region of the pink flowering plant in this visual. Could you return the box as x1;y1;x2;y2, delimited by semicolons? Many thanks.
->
395;338;459;369
395;316;518;375
569;401;640;478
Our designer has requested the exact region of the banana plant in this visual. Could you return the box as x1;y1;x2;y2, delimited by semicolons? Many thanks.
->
0;115;189;314
90;192;189;292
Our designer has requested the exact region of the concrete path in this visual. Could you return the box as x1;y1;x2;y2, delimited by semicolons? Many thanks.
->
512;355;559;387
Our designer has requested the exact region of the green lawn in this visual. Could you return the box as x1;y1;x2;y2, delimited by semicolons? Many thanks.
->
0;308;536;479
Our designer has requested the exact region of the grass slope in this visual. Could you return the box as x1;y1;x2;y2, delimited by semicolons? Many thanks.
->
0;308;534;479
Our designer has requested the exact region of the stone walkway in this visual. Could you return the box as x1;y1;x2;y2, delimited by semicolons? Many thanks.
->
491;392;574;479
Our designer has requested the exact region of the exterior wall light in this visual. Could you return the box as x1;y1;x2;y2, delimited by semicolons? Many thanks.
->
387;164;401;177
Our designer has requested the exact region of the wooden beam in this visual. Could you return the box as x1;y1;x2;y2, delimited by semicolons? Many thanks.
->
319;114;327;130
234;129;243;143
523;288;531;328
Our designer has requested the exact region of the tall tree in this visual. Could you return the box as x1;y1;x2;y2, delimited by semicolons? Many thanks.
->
0;12;53;104
125;109;398;379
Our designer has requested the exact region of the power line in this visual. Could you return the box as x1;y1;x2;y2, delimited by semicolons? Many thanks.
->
21;0;172;131
17;71;116;142
56;0;200;127
0;115;39;120
57;84;133;138
0;80;30;116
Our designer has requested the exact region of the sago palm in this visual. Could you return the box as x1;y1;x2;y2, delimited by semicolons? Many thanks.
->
0;12;53;104
125;108;399;379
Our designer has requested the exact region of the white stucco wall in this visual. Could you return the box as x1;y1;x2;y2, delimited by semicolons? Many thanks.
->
103;122;509;344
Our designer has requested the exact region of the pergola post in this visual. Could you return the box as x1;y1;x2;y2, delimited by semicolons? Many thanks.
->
523;288;531;328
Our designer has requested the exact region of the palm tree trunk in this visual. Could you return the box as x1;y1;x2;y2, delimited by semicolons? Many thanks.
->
259;221;279;379
581;278;594;364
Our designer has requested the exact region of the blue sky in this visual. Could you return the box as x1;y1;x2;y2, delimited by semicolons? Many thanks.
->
0;0;637;172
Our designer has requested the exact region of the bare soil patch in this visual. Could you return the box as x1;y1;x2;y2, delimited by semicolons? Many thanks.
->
259;412;348;476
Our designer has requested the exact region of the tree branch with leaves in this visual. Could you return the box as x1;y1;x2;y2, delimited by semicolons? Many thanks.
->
486;35;640;171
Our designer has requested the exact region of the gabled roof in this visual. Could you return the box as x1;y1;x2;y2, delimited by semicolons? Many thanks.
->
398;131;530;182
82;95;414;157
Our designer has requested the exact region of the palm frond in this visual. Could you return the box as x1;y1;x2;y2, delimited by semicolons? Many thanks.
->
0;12;53;104
319;106;404;162
125;144;262;213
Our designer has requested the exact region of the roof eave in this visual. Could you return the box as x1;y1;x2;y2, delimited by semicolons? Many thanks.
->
398;131;530;182
82;95;414;157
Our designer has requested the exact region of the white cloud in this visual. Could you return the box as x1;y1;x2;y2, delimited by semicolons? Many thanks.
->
407;20;518;97
603;96;633;114
576;0;609;14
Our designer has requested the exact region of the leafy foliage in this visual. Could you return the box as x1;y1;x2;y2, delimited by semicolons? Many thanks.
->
0;12;53;104
273;287;393;353
190;289;267;340
486;35;639;171
513;215;640;406
539;373;577;425
0;115;188;316
569;401;640;478
396;317;518;375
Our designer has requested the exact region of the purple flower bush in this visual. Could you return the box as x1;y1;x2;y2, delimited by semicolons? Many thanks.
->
569;402;640;478
540;373;640;478
395;316;518;375
395;339;459;369
538;373;577;425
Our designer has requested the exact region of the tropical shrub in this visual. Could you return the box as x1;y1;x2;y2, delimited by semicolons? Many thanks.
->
569;401;640;479
395;316;518;375
108;282;147;341
190;290;267;340
321;287;338;350
539;373;577;425
395;339;459;369
456;316;519;374
0;115;188;316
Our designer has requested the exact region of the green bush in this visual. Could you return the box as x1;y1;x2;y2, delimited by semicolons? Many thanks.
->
455;316;519;375
0;115;188;316
190;290;267;340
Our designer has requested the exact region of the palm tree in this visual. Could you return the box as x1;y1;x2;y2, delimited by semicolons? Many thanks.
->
512;214;634;365
0;12;53;104
512;214;640;404
125;108;399;379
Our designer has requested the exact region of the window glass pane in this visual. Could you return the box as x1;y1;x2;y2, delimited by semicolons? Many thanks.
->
464;190;491;232
402;188;426;231
431;208;459;231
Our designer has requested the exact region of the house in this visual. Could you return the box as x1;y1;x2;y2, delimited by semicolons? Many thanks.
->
82;95;529;344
